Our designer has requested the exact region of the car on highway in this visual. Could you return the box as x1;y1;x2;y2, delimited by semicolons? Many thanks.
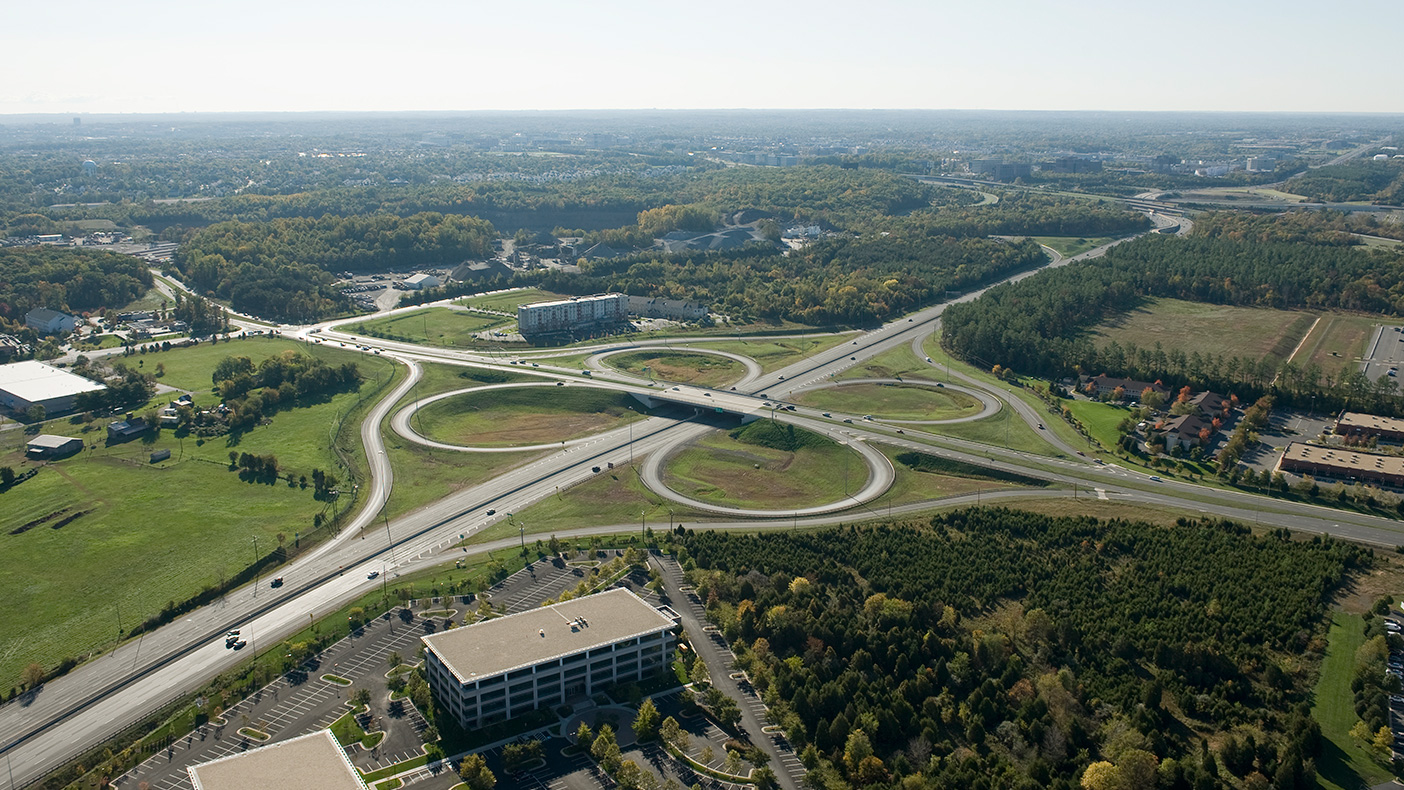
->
935;382;943;388
531;363;539;367
231;640;247;650
592;466;601;473
1149;476;1162;482
226;630;240;639
556;381;564;386
270;577;283;588
486;509;496;516
822;412;831;417
843;418;853;423
703;392;711;397
367;571;379;580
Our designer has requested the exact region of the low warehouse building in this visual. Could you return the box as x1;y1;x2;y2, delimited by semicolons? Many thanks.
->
1276;441;1404;488
187;729;366;790
0;360;106;415
1335;412;1404;443
26;434;84;460
422;588;677;731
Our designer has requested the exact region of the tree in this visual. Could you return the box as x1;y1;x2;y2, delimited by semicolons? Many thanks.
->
22;663;44;689
592;724;622;773
844;729;874;776
633;698;661;742
689;655;709;687
0;467;15;487
660;716;689;751
351;687;371;708
575;721;595;749
458;753;496;790
1081;761;1126;790
26;404;44;423
503;740;543;773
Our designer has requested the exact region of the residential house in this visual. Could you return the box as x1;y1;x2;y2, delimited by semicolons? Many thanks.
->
1087;374;1167;401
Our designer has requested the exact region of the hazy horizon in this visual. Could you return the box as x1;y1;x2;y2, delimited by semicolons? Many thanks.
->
6;0;1401;116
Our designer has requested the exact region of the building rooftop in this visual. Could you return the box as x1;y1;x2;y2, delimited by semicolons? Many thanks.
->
422;588;676;684
187;729;366;790
0;360;106;403
1279;441;1404;478
521;292;626;310
24;307;72;324
27;434;81;449
1337;412;1404;435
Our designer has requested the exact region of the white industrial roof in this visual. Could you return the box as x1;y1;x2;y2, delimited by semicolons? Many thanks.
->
0;360;106;403
27;434;82;449
187;729;366;790
422;588;676;684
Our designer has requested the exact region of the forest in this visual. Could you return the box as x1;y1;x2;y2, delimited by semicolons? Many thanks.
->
940;218;1404;409
0;246;153;328
1282;160;1404;205
681;510;1367;789
571;229;1046;326
170;212;495;320
894;193;1151;239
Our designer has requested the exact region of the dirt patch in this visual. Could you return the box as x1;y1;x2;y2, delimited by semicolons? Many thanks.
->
1333;552;1404;615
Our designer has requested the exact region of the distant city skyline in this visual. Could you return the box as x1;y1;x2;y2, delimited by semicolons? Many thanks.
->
4;0;1401;115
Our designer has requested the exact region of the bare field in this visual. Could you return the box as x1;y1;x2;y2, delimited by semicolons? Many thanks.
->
1091;298;1314;364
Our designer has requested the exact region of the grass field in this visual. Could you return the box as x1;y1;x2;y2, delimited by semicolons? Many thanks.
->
1312;612;1393;790
1062;398;1132;450
878;448;1033;509
691;334;852;373
1028;236;1118;258
604;351;747;388
456;289;569;314
1003;497;1202;528
0;339;395;690
1294;313;1400;379
352;308;507;348
413;387;650;447
662;427;867;509
839;344;931;382
796;382;981;421
1089;298;1315;367
474;464;706;544
921;336;1091;458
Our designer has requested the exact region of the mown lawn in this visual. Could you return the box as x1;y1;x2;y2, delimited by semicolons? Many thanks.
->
604;351;746;388
662;427;867;509
352;308;506;348
456;288;569;314
1297;313;1399;380
413;387;650;448
690;334;852;373
0;339;395;690
478;464;704;544
1312;612;1393;790
1063;398;1132;450
795;382;982;421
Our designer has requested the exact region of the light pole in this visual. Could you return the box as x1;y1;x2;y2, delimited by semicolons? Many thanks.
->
640;510;646;539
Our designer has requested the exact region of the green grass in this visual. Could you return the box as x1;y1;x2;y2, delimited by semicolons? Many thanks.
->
1312;612;1393;790
877;447;1039;509
491;465;703;542
921;336;1094;458
795;382;982;421
838;344;931;382
138;336;389;396
1297;313;1400;380
0;339;395;690
662;426;867;509
604;350;746;388
352;308;507;348
413;387;651;448
1089;297;1314;369
457;288;569;314
119;286;171;314
1028;236;1118;257
1062;399;1132;450
74;334;123;351
689;334;852;373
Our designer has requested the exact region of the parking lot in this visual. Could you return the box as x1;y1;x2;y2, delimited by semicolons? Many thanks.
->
119;610;433;790
1240;410;1335;475
1361;325;1404;383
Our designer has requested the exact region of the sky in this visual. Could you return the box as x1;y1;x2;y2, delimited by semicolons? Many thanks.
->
3;0;1400;115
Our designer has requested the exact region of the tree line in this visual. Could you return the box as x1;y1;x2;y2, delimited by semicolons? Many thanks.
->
0;246;152;330
941;219;1404;411
680;510;1365;789
1282;159;1404;205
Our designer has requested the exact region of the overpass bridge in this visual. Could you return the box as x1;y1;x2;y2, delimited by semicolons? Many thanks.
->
628;383;773;422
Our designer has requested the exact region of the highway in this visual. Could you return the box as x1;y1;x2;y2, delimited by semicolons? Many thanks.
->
6;214;1404;786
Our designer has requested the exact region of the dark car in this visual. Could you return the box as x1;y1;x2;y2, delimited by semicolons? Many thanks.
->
486;509;496;516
